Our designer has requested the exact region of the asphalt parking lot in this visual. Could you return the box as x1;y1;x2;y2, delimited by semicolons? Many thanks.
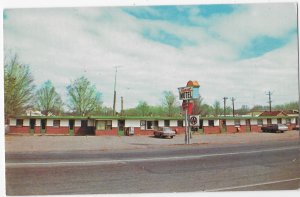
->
5;130;300;153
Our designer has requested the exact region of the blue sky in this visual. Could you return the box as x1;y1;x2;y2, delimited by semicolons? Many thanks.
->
124;4;237;25
3;3;298;110
124;4;296;59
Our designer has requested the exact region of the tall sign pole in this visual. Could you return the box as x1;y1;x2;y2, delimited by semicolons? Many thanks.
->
185;102;188;144
178;81;200;145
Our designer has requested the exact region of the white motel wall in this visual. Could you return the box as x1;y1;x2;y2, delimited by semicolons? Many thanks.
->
7;114;298;136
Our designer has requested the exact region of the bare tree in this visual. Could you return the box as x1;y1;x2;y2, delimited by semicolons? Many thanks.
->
4;54;35;122
67;76;102;116
35;80;63;116
162;91;180;117
213;100;222;116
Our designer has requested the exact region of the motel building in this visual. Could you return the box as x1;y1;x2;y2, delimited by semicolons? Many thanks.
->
7;111;298;136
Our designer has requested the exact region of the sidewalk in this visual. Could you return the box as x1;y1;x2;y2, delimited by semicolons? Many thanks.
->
5;131;300;153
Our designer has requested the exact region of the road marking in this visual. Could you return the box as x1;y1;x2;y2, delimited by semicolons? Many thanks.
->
6;146;299;168
205;177;300;191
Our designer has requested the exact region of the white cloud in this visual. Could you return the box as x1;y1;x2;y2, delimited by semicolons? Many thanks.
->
209;3;297;48
3;3;298;112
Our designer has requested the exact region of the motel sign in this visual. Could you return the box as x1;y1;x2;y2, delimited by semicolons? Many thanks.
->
178;80;200;101
178;87;193;100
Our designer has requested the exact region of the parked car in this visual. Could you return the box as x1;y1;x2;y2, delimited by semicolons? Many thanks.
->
261;124;288;133
292;125;299;130
154;127;176;138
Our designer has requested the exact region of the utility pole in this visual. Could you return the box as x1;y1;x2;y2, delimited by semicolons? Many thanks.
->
223;97;228;116
266;91;272;112
121;96;124;115
231;97;235;117
113;66;121;116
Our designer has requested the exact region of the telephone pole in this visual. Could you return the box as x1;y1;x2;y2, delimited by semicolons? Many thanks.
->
231;97;235;116
266;91;272;112
223;97;228;116
121;96;124;115
113;66;121;116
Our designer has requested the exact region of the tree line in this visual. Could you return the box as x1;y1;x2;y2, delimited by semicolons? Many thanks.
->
4;54;103;122
4;53;299;123
4;54;180;121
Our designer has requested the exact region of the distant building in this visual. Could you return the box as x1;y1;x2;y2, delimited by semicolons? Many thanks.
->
25;109;44;116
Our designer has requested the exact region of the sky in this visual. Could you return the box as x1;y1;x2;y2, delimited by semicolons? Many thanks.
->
3;2;299;111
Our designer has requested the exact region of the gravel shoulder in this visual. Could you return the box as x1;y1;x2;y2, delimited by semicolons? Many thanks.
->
5;130;300;153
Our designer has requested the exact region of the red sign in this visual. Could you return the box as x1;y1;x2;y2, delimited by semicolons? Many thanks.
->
182;100;193;115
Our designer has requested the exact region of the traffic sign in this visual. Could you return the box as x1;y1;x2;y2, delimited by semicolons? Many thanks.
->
190;115;199;126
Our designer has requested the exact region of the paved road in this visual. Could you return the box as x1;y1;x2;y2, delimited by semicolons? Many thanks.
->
6;140;300;195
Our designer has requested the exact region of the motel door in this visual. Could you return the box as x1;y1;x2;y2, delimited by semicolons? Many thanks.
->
41;119;46;134
118;120;125;136
69;120;75;136
221;120;227;133
199;119;203;129
246;119;251;132
30;119;36;134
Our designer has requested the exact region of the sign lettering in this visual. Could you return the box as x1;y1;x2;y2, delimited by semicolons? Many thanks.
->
178;87;193;100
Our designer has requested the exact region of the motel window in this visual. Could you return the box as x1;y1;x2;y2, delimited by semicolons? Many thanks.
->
96;120;112;130
257;119;263;126
146;121;153;130
246;119;250;126
146;121;158;130
277;118;282;124
234;120;240;126
286;118;291;124
81;120;88;127
106;120;112;130
164;120;170;127
16;119;23;127
177;120;183;127
53;120;60;128
208;120;214;127
221;120;226;126
140;120;146;130
267;119;272;125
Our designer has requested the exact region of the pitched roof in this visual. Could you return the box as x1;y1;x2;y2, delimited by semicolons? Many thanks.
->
259;111;287;117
